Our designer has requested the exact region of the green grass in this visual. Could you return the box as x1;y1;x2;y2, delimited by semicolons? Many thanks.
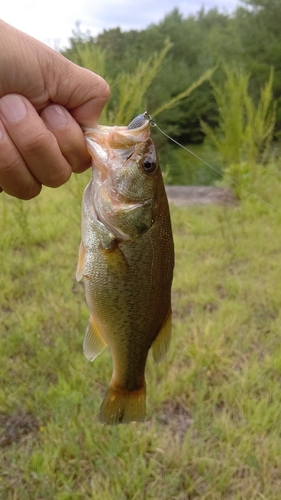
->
1;166;281;499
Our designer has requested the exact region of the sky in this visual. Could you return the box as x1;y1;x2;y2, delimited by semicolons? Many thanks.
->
1;0;242;50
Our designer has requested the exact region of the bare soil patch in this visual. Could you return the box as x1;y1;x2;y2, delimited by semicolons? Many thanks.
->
158;399;193;440
166;185;237;206
0;409;40;447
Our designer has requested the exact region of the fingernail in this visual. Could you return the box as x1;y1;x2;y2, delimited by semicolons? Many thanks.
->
42;105;69;130
0;95;28;122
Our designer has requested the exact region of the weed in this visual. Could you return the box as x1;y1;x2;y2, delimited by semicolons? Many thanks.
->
1;169;281;498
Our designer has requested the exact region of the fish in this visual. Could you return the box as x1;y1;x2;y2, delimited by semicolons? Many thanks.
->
76;112;174;425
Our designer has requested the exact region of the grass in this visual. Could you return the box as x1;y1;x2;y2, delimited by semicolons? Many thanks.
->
1;165;281;499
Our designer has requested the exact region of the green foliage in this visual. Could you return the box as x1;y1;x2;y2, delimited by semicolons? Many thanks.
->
64;33;215;130
152;66;217;119
158;143;222;186
62;28;217;188
234;0;281;127
62;10;225;142
62;5;281;186
112;39;172;126
244;67;276;163
201;67;249;166
201;66;276;193
63;22;107;76
65;36;170;125
2;167;281;497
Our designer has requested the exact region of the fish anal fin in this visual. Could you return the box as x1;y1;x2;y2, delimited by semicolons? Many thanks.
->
83;316;107;362
152;309;172;364
76;241;85;282
98;384;146;425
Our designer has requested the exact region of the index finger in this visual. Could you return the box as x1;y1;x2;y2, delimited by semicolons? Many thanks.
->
70;73;111;128
48;59;110;128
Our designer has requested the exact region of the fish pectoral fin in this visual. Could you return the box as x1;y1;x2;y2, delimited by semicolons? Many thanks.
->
98;384;146;425
83;316;107;362
76;241;85;282
100;240;130;276
151;309;172;364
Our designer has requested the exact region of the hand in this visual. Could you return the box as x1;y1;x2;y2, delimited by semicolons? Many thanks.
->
0;21;110;199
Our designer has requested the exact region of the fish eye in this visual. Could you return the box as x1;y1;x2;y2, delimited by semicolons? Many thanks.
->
142;160;156;173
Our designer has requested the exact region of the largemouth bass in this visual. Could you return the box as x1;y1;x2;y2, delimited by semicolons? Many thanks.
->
76;113;174;425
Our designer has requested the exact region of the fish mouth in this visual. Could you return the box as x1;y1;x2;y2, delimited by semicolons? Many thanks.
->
83;112;150;141
84;113;151;177
84;114;153;241
84;117;152;210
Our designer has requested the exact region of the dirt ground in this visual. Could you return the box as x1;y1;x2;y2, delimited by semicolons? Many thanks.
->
165;186;237;206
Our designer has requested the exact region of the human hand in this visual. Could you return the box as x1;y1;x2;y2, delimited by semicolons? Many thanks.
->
0;21;110;199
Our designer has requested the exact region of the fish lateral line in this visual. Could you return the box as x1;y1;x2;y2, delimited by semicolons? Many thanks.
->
144;112;281;214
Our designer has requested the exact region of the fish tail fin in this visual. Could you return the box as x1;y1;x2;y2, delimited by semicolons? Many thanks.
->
98;384;146;425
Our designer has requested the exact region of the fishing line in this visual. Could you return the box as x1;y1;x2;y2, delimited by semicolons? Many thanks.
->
144;112;281;214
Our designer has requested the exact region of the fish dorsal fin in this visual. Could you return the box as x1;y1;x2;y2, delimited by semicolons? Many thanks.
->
83;316;107;362
151;309;172;364
76;241;85;282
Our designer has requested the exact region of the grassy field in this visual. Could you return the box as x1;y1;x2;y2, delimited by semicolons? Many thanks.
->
1;166;281;499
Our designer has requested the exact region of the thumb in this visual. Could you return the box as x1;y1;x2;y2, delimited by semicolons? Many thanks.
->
47;54;110;128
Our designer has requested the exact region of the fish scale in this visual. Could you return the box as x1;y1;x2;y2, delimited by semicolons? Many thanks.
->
77;114;174;424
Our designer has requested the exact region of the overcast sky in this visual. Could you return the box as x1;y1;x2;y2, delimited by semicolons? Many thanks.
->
2;0;242;50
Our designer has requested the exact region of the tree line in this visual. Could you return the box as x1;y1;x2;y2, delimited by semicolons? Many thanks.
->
62;0;281;184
